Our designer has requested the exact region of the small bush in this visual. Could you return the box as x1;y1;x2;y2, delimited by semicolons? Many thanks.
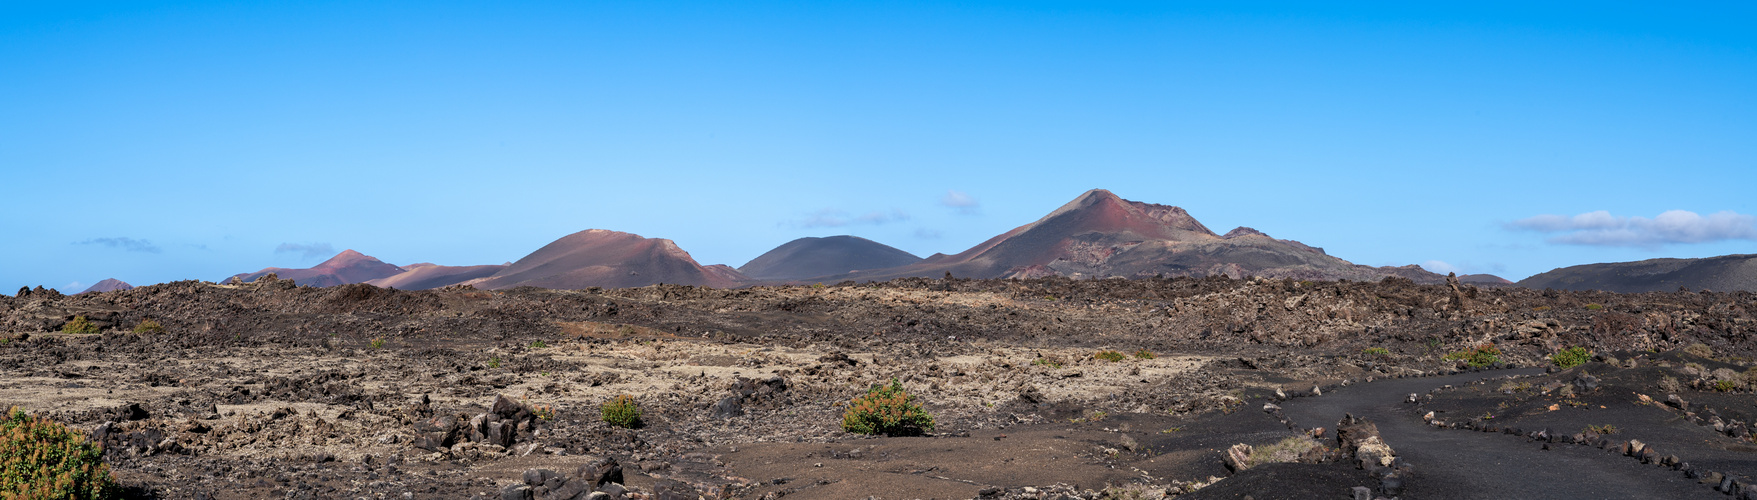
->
131;319;165;334
841;378;934;436
61;316;99;334
531;340;549;349
1658;376;1682;394
1532;305;1551;312
1362;347;1390;356
1551;347;1592;369
1094;350;1127;362
1444;344;1502;368
487;357;500;369
1584;303;1603;310
1584;424;1618;435
370;337;385;349
600;394;642;428
1032;357;1064;369
1684;343;1714;358
1714;380;1738;392
0;407;115;499
1133;349;1155;360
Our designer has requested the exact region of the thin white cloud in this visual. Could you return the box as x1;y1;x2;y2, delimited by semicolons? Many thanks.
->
1508;209;1757;248
1420;260;1461;275
275;242;336;259
940;190;979;214
789;209;909;229
75;237;162;253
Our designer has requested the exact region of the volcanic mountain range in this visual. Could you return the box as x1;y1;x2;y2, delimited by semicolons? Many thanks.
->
215;189;1498;291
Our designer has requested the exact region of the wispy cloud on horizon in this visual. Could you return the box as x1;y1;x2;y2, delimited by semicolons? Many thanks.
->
1507;210;1757;248
940;190;979;215
275;242;335;260
75;237;161;253
786;209;910;229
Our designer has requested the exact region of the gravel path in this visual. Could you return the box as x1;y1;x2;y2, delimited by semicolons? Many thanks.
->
1279;369;1712;499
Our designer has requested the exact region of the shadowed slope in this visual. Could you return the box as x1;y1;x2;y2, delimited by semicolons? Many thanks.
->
474;229;745;289
738;236;922;280
1517;254;1757;293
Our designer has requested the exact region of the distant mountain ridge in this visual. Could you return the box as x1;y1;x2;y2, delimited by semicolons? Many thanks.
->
1517;254;1757;293
78;278;133;294
738;236;922;280
228;250;406;288
471;229;745;290
792;189;1460;284
214;189;1519;290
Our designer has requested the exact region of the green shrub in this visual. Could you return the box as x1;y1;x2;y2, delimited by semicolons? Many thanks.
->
1584;303;1603;310
1133;349;1155;360
370;337;385;349
1094;350;1127;362
1444;343;1501;368
1551;347;1592;369
131;319;165;334
531;340;549;349
487;357;501;369
840;378;934;436
0;407;114;499
1714;380;1738;392
61;316;99;334
1362;347;1390;356
1584;424;1618;435
1684;343;1714;358
1032;357;1064;369
601;394;642;428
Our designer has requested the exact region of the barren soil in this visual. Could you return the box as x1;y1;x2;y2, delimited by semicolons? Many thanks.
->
1;275;1754;499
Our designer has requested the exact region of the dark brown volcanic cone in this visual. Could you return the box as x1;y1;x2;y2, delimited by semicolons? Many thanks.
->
366;263;508;290
78;278;133;294
738;236;923;280
813;189;1450;283
474;229;746;289
228;249;406;287
1517;253;1757;293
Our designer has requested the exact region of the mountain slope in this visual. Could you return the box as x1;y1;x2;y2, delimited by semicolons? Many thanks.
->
738;236;922;280
811;189;1450;283
474;230;745;289
78;278;134;294
1517;254;1757;293
365;263;508;290
227;250;406;287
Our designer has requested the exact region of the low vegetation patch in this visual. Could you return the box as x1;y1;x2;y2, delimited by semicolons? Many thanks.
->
1;407;115;499
1551;347;1592;369
841;378;934;436
131;319;165;334
600;394;642;428
1093;350;1127;362
1444;343;1501;368
370;337;385;349
61;316;99;334
1362;347;1390;356
530;340;549;349
1684;343;1714;358
1133;349;1155;360
1584;303;1603;310
1584;424;1618;435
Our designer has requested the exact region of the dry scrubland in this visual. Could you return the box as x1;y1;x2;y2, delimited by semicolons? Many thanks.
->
1;275;1754;498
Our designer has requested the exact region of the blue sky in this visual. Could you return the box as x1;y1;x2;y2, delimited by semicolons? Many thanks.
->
4;1;1754;292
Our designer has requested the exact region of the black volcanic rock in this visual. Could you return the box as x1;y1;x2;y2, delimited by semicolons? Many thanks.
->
1517;254;1757;293
738;236;922;281
79;278;134;294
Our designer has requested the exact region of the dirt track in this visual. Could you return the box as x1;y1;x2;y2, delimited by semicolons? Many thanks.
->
1;276;1754;498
